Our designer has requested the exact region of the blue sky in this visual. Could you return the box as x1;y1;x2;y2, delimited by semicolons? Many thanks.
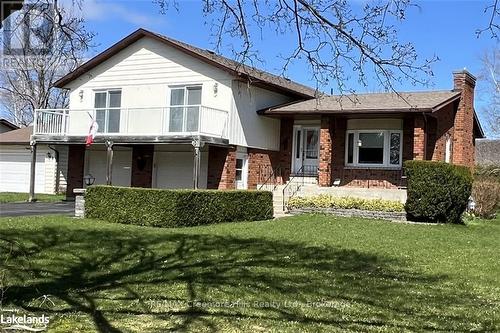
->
71;0;497;133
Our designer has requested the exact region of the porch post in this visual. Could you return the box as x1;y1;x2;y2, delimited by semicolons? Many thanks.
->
192;138;205;189
413;115;426;160
319;115;333;187
28;140;37;202
106;141;114;185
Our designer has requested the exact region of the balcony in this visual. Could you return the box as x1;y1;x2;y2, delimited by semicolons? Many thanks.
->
33;106;229;142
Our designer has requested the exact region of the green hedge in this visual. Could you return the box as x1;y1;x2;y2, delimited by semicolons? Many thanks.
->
404;160;473;224
288;195;404;212
85;186;273;227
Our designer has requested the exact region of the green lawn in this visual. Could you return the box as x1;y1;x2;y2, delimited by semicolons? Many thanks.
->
0;214;498;332
0;192;65;203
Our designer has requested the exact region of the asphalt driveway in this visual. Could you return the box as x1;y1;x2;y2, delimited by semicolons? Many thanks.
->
0;202;74;217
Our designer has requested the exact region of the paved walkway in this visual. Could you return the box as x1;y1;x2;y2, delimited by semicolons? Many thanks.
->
0;202;74;217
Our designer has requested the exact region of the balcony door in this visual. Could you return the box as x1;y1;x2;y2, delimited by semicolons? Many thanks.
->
169;86;202;132
292;126;319;175
95;90;121;133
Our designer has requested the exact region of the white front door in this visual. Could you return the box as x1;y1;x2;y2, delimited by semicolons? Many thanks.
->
293;126;320;175
235;153;248;189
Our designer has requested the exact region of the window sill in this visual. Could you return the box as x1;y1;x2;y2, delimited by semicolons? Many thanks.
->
344;165;402;171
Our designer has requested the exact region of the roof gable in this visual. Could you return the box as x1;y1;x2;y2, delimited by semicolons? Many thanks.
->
55;29;317;99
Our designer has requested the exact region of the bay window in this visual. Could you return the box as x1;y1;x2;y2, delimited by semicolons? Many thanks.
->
345;130;402;167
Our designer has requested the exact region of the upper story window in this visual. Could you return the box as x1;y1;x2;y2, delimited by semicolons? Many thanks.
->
169;86;202;132
94;90;121;133
345;130;402;168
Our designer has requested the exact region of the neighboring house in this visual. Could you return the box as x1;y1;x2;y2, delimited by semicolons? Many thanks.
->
475;139;500;166
0;118;19;133
0;126;68;194
30;28;484;200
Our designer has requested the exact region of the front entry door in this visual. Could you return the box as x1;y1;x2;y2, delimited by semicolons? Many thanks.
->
293;126;319;175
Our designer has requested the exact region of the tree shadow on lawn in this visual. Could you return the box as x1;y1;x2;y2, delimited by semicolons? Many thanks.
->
0;225;496;332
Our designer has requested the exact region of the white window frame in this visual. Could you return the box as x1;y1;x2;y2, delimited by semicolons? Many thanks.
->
345;129;403;168
94;89;122;133
167;85;202;133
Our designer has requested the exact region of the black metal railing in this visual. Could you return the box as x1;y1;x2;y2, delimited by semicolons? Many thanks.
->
282;165;306;211
257;164;283;191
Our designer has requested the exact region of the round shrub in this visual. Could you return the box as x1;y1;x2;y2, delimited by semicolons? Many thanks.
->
404;160;473;223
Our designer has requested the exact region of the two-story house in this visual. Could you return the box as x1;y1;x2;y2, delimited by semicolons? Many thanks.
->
30;28;484;201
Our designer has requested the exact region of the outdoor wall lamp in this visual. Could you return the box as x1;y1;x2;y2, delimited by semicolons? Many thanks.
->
84;174;95;186
213;82;218;96
79;90;84;101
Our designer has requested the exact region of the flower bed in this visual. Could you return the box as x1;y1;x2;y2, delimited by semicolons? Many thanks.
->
287;195;406;221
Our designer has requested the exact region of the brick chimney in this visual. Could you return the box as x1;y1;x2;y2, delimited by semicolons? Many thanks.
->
452;70;476;167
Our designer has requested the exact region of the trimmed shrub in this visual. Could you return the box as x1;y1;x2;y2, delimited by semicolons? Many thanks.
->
404;160;473;223
471;179;500;219
85;186;273;227
288;195;405;212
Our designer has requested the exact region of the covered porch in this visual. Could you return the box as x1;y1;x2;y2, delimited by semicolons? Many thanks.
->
28;134;233;200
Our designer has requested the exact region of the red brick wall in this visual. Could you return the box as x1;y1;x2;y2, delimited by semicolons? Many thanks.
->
207;146;236;189
452;71;476;167
66;145;85;199
246;118;293;189
319;115;334;186
427;103;455;162
340;169;403;189
131;145;154;188
247;149;279;189
413;115;426;160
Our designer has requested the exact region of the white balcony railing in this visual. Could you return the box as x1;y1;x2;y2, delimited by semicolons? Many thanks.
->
33;106;229;139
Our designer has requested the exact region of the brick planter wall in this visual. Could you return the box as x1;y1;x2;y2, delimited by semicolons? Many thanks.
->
288;207;406;221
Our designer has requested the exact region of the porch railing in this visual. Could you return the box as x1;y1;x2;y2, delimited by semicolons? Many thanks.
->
257;164;283;191
33;105;229;138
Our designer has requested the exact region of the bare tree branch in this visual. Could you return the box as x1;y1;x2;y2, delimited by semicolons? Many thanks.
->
477;47;500;137
476;0;500;39
0;0;94;127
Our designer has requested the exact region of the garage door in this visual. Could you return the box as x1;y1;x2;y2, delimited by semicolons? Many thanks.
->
0;148;46;193
154;151;208;189
85;149;132;187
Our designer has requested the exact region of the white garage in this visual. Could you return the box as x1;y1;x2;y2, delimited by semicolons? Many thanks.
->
0;126;68;194
0;146;46;193
84;147;133;187
153;147;208;189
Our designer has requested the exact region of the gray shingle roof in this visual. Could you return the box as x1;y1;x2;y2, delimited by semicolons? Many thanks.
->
263;90;461;114
0;126;32;144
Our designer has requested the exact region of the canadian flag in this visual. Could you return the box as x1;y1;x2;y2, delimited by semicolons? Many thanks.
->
86;118;98;147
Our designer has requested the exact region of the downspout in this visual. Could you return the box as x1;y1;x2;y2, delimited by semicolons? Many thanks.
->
49;145;60;194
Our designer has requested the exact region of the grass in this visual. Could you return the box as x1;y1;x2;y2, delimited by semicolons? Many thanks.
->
0;214;499;332
0;192;65;203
